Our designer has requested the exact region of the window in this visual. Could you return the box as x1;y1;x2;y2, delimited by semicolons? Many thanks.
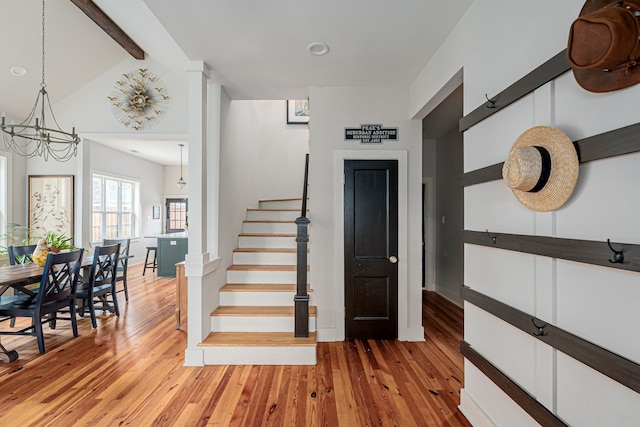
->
92;173;139;242
166;198;188;233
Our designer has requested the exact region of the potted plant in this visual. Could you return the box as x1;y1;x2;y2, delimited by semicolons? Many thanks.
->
42;232;77;253
32;232;78;266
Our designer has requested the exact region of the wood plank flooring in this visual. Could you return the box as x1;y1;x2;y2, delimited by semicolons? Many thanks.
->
0;265;470;426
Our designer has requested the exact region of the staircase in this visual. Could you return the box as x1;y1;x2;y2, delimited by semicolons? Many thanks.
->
199;198;317;365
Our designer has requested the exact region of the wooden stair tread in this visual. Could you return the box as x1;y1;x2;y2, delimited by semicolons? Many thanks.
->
227;264;294;271
211;306;317;316
233;248;297;253
247;208;299;212
239;233;297;237
220;284;312;292
227;264;309;272
242;220;295;224
199;332;317;347
259;198;303;203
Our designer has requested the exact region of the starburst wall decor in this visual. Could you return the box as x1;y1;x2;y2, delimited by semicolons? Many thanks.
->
107;68;169;131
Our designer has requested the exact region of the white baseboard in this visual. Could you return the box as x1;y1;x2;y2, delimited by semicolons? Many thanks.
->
399;326;425;341
183;348;204;366
434;287;464;307
460;388;494;427
316;327;338;342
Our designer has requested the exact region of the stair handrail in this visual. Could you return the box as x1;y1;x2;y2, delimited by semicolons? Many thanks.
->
300;153;309;218
294;154;310;337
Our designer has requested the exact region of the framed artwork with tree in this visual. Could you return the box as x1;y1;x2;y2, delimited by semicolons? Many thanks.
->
28;175;74;240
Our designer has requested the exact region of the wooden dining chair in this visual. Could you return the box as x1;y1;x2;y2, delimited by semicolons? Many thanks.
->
0;249;84;354
5;244;39;326
103;238;130;301
7;244;38;265
76;244;120;329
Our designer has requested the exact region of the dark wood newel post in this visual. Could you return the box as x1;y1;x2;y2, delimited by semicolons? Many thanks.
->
294;216;310;337
294;154;310;337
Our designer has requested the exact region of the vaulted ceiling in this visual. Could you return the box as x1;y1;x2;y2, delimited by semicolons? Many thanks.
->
0;0;473;164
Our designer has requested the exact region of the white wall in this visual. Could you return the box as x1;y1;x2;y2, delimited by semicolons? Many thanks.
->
413;1;640;425
256;100;309;200
54;56;188;135
4;150;27;230
308;86;424;342
217;100;262;272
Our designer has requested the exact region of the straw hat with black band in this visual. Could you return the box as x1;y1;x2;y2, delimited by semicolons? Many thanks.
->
568;0;640;93
502;126;579;212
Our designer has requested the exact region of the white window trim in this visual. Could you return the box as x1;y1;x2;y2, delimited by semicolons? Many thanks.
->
90;170;141;243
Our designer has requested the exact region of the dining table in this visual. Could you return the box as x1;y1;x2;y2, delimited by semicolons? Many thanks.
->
0;253;126;363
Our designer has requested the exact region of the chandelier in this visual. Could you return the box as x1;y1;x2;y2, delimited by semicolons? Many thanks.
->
177;144;187;189
1;0;80;162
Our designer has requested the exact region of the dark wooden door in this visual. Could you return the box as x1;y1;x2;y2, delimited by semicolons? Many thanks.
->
344;160;398;339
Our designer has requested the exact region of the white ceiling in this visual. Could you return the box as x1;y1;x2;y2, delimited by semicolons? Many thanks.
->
1;0;473;165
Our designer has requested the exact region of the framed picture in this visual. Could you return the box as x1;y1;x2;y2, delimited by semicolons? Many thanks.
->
28;175;74;239
153;205;161;220
287;99;309;124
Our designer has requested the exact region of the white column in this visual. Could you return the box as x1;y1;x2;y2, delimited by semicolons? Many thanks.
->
183;61;216;366
206;83;221;258
186;61;209;262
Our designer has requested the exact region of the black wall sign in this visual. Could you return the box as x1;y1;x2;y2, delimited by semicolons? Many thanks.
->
345;124;398;144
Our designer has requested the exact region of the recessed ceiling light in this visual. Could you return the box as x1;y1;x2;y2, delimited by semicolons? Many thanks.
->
307;42;330;56
10;66;27;76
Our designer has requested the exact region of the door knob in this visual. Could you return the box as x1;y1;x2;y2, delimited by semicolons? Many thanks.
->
389;255;398;264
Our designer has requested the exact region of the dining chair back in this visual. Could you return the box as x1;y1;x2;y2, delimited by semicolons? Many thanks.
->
7;244;38;265
77;244;120;329
103;238;130;301
0;249;84;354
6;244;40;325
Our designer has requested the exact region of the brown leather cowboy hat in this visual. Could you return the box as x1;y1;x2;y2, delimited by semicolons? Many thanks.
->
568;1;640;92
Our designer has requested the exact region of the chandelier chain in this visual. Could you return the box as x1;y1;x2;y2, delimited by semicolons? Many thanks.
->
0;0;80;162
41;0;46;88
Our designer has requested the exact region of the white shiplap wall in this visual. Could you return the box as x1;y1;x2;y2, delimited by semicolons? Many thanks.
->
413;1;640;426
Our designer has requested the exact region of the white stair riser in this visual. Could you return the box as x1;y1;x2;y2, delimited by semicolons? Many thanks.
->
227;270;296;284
202;346;316;365
233;251;298;265
239;235;296;248
211;316;316;333
242;222;295;234
220;291;297;306
246;210;299;221
259;200;302;210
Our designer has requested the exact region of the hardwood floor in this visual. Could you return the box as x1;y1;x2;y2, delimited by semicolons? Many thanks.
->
0;265;470;426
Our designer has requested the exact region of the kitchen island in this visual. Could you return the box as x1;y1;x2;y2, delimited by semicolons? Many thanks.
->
146;232;188;277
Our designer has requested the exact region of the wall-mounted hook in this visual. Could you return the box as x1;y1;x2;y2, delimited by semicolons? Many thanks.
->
485;94;497;109
607;239;624;264
486;229;497;244
532;319;547;337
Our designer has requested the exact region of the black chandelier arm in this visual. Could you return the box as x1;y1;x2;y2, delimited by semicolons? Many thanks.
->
0;0;80;162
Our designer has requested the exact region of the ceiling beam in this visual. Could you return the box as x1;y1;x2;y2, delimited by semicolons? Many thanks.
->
70;0;145;60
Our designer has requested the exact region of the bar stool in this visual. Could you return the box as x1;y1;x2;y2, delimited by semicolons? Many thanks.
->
143;246;157;276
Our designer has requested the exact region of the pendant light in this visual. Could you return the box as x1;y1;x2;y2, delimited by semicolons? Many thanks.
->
177;144;186;189
1;0;80;162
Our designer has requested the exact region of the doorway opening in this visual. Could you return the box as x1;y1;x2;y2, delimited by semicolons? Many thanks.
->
166;198;188;233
